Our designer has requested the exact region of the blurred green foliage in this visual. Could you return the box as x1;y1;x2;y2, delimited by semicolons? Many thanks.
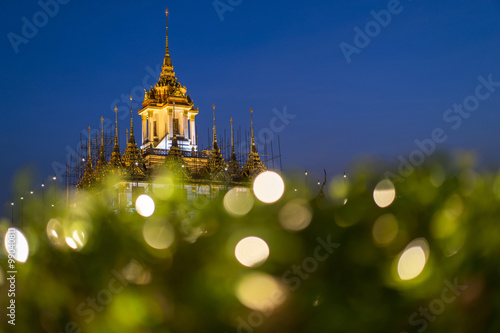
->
1;154;500;333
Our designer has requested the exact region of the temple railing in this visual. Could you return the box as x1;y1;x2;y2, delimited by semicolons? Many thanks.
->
142;146;209;159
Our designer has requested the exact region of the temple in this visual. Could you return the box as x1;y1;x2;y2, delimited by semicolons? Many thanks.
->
66;9;278;204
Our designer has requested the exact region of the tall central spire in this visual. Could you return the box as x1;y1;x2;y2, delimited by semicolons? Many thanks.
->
163;8;172;69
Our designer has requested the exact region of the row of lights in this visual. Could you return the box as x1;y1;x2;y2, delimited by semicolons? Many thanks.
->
9;175;58;227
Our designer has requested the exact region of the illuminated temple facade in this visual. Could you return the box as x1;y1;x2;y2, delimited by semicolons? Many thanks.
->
73;9;267;204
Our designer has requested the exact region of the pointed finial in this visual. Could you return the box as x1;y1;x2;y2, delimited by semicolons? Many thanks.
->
114;106;118;146
87;126;92;162
163;8;171;68
129;96;134;139
100;117;104;146
250;108;255;147
212;104;216;128
212;104;217;143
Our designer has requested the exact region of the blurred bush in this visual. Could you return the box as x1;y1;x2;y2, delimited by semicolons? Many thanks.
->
1;154;499;333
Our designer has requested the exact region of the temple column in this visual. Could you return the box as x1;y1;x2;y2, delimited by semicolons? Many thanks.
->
190;115;196;145
148;111;153;144
183;111;188;138
153;113;158;140
168;109;173;138
141;114;147;144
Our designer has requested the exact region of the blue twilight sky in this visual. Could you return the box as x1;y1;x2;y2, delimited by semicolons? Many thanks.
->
1;0;500;213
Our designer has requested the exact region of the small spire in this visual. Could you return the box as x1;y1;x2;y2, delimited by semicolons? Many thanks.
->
129;95;135;142
88;126;92;166
250;108;256;150
100;117;104;147
228;116;240;177
230;117;234;152
114;106;118;147
212;104;217;143
98;116;106;164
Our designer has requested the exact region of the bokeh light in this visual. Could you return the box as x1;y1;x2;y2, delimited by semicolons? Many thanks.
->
143;219;175;250
372;214;398;246
46;218;66;249
223;187;254;216
122;260;152;285
235;236;270;267
373;179;396;208
136;194;155;217
397;238;429;280
328;174;349;204
4;228;29;263
65;237;78;249
279;200;312;231
253;171;285;204
236;272;287;312
430;194;463;239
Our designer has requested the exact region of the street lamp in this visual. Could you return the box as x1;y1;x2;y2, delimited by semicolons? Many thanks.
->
11;202;14;226
20;196;24;228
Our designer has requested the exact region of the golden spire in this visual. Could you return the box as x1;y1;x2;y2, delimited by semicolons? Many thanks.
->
108;105;123;168
78;125;95;189
250;108;256;151
230;117;234;153
100;117;104;146
241;108;266;178
205;103;227;178
87;126;92;167
129;95;135;143
98;116;106;163
95;116;108;181
163;8;172;68
114;106;119;147
228;117;240;178
212;104;217;143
